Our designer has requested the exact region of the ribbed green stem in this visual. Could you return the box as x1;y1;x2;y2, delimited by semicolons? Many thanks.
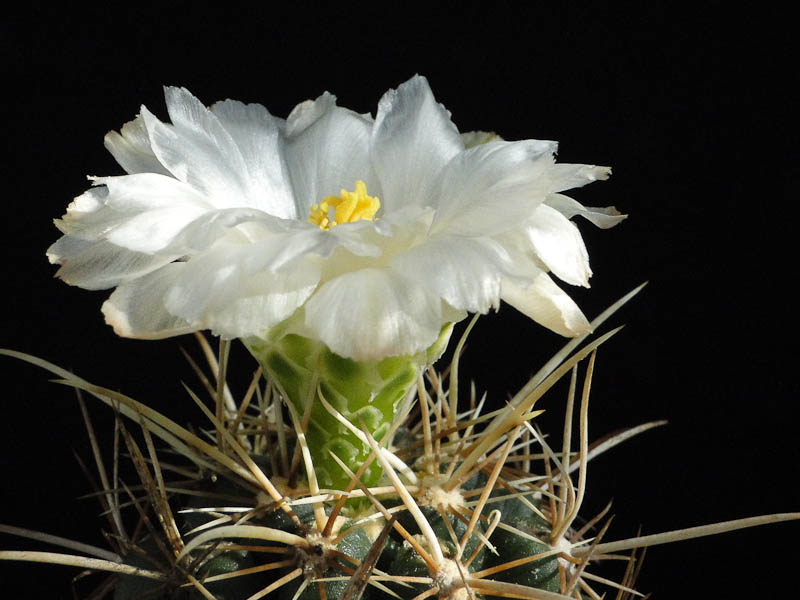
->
244;320;453;490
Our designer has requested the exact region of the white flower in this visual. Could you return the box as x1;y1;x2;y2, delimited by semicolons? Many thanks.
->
48;75;624;361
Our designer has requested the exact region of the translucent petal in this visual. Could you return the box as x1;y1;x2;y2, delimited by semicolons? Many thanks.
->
162;238;320;332
545;193;627;229
47;236;176;290
142;93;247;204
430;139;557;236
102;264;195;339
99;173;211;212
501;272;591;337
305;268;443;360
53;176;210;253
389;236;508;313
210;99;296;218
88;174;211;253
170;207;287;254
54;187;110;236
143;88;294;217
284;93;377;218
104;114;171;176
202;267;319;339
372;75;463;211
546;163;611;193
525;204;592;287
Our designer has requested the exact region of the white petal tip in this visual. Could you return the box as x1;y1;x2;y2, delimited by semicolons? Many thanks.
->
101;300;134;338
596;166;612;180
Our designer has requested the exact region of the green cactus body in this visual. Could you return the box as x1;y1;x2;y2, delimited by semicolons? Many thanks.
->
44;305;637;600
116;466;564;600
484;495;561;592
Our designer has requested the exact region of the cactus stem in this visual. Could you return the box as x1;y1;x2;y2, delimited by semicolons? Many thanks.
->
318;385;418;485
340;515;397;600
437;510;462;555
4;289;797;600
488;478;549;524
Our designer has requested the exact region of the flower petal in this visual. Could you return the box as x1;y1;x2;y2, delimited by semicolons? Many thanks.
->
284;93;376;218
170;207;288;254
371;75;463;210
104;114;171;176
429;139;557;236
545;193;627;229
210;98;296;218
102;264;195;339
546;163;611;193
501;272;591;337
47;236;175;290
305;268;443;360
75;174;211;253
524;204;592;287
142;87;295;217
206;287;316;339
389;236;507;313
53;186;110;236
163;246;319;338
53;79;619;357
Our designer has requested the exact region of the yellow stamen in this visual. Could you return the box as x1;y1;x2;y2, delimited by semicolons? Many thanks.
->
307;180;380;230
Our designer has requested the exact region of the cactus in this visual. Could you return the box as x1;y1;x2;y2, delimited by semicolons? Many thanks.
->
2;287;797;599
3;78;797;599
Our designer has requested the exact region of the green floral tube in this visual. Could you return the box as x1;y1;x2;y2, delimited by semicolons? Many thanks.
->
245;320;453;490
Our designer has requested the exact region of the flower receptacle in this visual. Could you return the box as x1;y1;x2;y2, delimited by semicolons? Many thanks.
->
245;319;454;490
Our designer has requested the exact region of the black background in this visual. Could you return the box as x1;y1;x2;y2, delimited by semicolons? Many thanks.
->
2;3;797;597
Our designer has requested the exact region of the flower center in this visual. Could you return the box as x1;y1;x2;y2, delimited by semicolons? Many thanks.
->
307;180;380;230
